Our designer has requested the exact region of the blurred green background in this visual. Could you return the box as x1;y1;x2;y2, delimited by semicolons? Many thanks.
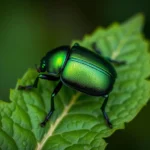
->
0;0;150;149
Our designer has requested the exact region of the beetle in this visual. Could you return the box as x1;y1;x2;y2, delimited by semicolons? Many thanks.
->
18;43;125;128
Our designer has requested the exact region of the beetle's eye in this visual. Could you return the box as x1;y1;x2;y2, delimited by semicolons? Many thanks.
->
42;63;45;69
41;60;46;69
40;59;46;72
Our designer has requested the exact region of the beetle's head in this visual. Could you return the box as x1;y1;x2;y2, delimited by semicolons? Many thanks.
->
36;57;47;73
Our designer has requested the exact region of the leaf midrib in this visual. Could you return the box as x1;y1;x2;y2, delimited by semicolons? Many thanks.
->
36;92;81;150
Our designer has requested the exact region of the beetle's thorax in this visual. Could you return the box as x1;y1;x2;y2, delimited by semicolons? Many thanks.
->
44;46;70;77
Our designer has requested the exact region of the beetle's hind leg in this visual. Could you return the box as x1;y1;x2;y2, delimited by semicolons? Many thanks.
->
101;95;112;128
92;42;102;55
92;42;126;65
106;58;126;66
40;81;62;127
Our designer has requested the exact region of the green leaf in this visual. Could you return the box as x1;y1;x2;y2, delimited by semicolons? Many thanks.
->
0;13;150;150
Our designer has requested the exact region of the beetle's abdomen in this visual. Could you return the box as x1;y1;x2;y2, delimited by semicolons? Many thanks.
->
61;47;116;96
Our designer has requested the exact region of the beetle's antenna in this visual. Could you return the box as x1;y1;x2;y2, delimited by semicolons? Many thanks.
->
35;64;41;72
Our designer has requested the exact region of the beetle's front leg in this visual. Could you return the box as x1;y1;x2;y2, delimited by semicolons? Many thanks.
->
40;81;63;127
101;95;112;128
18;74;59;90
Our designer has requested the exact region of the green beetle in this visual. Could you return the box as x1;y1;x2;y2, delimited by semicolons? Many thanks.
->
18;43;125;128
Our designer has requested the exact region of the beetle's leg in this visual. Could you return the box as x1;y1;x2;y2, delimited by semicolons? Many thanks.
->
40;81;62;127
92;42;102;55
18;74;59;90
106;58;126;66
101;95;112;128
92;43;126;65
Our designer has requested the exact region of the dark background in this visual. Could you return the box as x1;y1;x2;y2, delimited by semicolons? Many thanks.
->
0;0;150;149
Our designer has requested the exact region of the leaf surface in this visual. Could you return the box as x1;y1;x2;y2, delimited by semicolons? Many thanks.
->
0;14;150;150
